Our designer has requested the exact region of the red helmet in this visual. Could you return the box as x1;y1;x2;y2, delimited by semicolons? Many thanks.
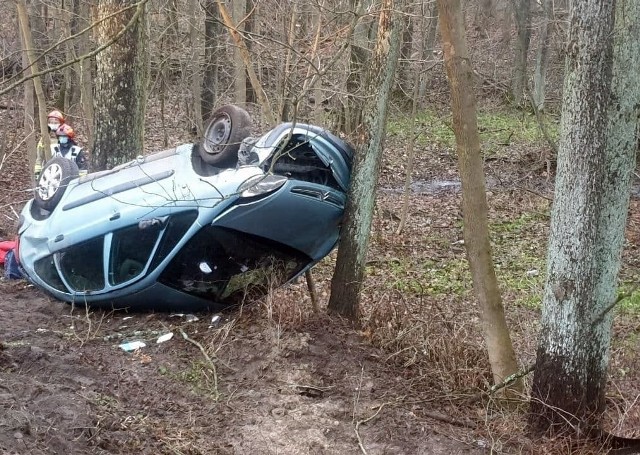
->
56;124;75;140
47;110;65;123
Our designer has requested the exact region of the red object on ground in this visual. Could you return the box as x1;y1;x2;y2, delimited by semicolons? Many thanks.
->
0;240;17;265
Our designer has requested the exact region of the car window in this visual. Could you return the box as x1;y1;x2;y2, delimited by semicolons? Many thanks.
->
149;210;198;271
109;224;163;285
159;226;310;305
34;255;67;293
58;237;105;292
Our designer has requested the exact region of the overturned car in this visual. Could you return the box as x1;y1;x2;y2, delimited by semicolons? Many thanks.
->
17;105;353;311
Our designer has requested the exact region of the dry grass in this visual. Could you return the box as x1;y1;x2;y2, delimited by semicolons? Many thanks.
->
232;172;640;454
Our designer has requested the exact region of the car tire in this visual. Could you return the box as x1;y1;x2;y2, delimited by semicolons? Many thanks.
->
200;105;252;166
34;156;79;211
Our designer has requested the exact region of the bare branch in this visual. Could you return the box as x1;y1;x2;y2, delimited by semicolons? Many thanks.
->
0;0;150;98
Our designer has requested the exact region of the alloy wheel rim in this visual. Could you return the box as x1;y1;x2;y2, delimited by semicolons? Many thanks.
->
37;163;63;201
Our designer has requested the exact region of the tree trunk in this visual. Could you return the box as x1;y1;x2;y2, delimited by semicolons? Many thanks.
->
16;0;50;170
243;0;256;104
532;0;552;111
511;0;531;106
397;8;413;98
92;0;147;170
189;0;203;136
278;3;298;122
302;2;325;124
77;0;95;149
437;0;521;391
396;50;421;235
216;0;275;125
202;0;220;120
418;1;439;108
328;0;401;321
63;0;85;112
529;0;640;434
232;0;246;104
344;0;369;134
20;24;36;179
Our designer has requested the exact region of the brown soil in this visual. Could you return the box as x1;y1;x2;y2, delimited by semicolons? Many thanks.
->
0;281;483;455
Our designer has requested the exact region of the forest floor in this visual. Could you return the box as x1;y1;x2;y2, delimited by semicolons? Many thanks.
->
1;103;640;454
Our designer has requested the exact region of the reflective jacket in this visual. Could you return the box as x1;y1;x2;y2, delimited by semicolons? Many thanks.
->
51;143;88;172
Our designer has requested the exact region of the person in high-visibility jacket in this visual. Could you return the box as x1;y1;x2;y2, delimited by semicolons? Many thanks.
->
35;110;66;179
51;124;88;176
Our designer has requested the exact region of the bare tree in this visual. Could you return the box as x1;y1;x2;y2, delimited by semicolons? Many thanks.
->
232;0;246;104
202;0;221;120
529;0;640;437
437;0;521;391
92;0;148;170
328;0;401;320
532;0;552;111
16;0;50;176
73;0;96;147
188;0;204;135
343;0;370;133
511;0;531;106
216;0;275;125
417;1;439;107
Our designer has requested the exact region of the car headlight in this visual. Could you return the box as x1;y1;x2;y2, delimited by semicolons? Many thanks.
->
238;174;288;198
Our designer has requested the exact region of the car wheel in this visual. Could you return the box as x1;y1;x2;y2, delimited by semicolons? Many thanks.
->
34;156;79;211
200;104;252;166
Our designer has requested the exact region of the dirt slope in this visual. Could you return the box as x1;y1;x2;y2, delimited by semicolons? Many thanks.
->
0;281;483;454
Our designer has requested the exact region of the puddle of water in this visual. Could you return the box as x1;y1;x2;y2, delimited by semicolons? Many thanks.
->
412;180;461;194
381;180;462;195
381;178;640;200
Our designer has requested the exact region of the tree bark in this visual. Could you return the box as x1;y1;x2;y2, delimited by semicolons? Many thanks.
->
216;0;275;125
20;14;37;179
418;1;439;108
92;0;147;170
437;0;521;391
278;3;298;122
202;0;220;121
328;0;401;321
532;0;552;111
511;0;531;106
16;0;51;170
189;0;203;136
529;0;640;434
231;0;246;104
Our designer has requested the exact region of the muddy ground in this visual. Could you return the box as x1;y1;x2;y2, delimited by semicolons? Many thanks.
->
0;280;485;455
1;104;640;454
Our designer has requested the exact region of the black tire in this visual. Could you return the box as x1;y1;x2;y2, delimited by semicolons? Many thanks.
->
200;105;252;166
34;156;79;211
